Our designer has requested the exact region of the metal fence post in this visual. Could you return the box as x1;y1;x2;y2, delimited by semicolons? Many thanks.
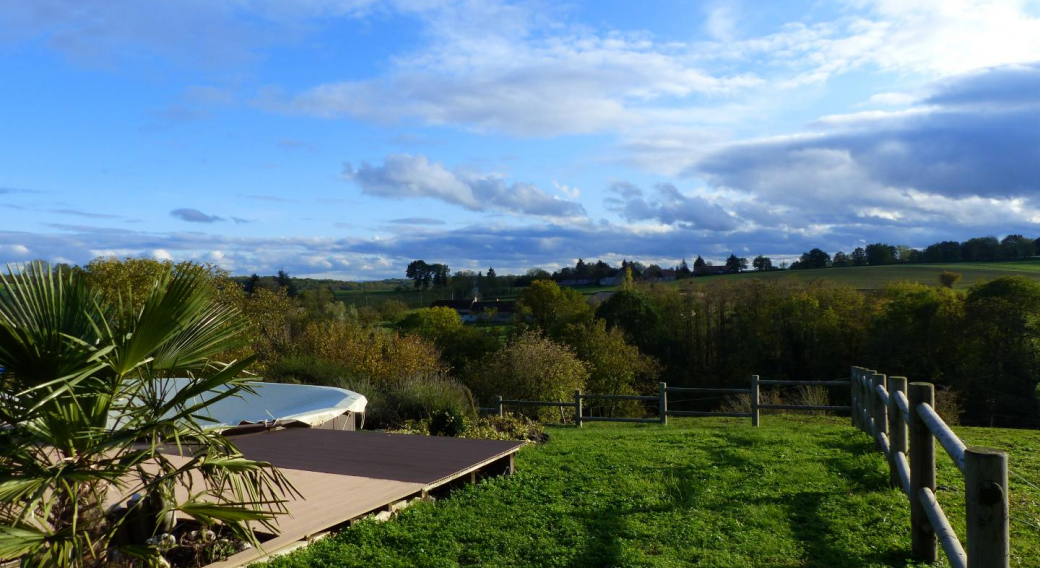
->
750;375;760;427
495;395;503;418
574;390;583;428
965;448;1010;568
909;382;937;563
659;382;668;425
888;377;908;490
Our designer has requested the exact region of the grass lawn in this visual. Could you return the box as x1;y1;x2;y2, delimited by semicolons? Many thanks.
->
671;260;1040;291
262;417;1040;568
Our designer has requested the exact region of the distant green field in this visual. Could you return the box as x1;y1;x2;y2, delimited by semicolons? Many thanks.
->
670;260;1040;291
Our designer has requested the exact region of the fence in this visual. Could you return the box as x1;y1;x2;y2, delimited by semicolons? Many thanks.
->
850;366;1009;568
480;376;851;427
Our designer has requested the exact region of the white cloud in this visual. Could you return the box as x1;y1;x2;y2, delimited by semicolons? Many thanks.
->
344;154;586;218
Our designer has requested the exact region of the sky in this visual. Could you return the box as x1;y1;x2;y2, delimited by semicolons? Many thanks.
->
2;0;1040;279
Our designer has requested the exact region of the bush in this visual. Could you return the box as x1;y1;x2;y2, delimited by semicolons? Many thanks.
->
397;306;464;340
463;414;547;442
265;355;355;386
465;331;588;419
368;372;476;429
939;271;962;288
429;408;468;437
379;299;409;322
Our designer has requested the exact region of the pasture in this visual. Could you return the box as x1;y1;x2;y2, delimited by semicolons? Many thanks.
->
262;417;1040;568
673;260;1040;291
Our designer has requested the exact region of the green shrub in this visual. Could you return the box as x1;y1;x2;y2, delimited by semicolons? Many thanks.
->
429;408;468;437
265;355;356;386
368;372;476;428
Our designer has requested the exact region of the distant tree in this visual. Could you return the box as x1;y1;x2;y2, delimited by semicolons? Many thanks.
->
677;258;692;278
397;306;464;340
693;255;706;274
792;248;831;270
486;266;497;279
430;263;451;287
752;255;773;271
939;271;962;289
896;245;921;263
851;247;868;266
961;236;1000;261
865;243;897;265
620;266;635;290
406;260;432;289
276;269;298;297
516;279;592;333
924;241;962;263
725;254;748;272
596;288;661;352
244;273;260;296
1001;234;1036;259
832;251;851;268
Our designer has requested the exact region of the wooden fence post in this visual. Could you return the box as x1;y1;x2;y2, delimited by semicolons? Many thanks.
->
872;373;888;452
750;375;760;427
863;369;877;435
574;390;583;428
495;395;504;418
909;382;937;563
965;447;1010;568
659;382;668;425
850;367;860;429
888;377;908;490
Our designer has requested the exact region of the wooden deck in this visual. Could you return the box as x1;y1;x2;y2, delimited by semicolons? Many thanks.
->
185;429;525;568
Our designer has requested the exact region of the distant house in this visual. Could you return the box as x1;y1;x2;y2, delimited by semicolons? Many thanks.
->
558;278;594;287
599;275;621;286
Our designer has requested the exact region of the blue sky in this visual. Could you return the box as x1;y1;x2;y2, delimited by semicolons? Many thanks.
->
2;0;1040;279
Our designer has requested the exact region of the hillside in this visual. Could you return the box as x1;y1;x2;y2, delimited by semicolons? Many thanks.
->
671;260;1040;291
263;417;1040;568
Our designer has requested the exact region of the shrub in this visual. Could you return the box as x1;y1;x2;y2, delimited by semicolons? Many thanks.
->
368;372;476;429
379;299;409;322
297;320;446;387
466;331;588;419
265;355;356;386
429;408;468;437
397;306;464;340
939;271;962;288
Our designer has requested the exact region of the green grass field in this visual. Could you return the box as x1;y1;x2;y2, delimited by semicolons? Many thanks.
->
262;417;1040;568
672;260;1040;291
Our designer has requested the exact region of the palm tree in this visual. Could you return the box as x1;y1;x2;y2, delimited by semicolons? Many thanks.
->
0;262;296;567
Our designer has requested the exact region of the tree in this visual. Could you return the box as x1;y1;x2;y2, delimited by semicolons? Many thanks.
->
961;276;1040;425
595;289;661;352
466;331;588;412
939;271;962;289
851;247;868;266
0;262;294;567
792;248;831;270
486;266;497;280
276;269;298;296
865;243;897;265
1001;234;1036;259
397;306;464;341
406;260;432;290
558;319;660;411
832;251;851;268
961;236;1000;261
752;255;773;271
620;265;635;290
725;254;748;272
516;279;592;333
677;258;691;278
693;255;706;274
244;273;260;296
896;245;921;263
923;241;962;263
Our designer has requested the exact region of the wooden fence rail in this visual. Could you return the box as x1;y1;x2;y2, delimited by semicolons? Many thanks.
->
481;376;852;427
850;366;1010;568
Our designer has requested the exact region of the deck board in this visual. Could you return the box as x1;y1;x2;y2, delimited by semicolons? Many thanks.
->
228;428;524;485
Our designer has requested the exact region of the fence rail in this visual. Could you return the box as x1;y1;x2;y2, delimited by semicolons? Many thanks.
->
483;376;851;427
851;366;1010;568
